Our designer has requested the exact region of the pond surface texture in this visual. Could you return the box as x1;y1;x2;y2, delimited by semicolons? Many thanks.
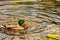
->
0;1;60;40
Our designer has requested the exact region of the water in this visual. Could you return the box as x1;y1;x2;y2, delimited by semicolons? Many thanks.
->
0;1;60;40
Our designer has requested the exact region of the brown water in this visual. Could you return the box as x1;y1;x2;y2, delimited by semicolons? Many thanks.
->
0;1;60;40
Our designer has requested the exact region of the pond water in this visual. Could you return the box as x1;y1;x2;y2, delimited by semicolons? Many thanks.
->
0;1;60;40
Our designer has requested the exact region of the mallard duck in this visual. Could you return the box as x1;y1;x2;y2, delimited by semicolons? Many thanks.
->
1;19;28;30
0;19;30;35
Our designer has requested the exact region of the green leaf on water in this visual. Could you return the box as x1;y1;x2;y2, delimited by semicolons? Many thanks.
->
47;36;58;40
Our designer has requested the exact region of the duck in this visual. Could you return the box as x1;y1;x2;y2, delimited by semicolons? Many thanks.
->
1;19;29;30
0;19;30;35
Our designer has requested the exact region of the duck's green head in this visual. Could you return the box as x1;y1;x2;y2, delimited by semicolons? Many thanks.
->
18;19;24;26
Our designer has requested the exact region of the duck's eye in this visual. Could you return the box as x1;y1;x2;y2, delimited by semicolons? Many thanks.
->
18;19;24;26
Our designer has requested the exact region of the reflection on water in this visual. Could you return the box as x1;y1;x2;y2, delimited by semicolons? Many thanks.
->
0;1;60;40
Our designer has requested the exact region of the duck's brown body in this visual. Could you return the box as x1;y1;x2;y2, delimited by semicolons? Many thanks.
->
0;21;39;36
0;21;29;35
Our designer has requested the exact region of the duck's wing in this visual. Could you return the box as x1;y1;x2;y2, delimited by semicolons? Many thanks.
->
5;25;24;30
12;27;24;30
5;25;17;28
12;25;24;30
